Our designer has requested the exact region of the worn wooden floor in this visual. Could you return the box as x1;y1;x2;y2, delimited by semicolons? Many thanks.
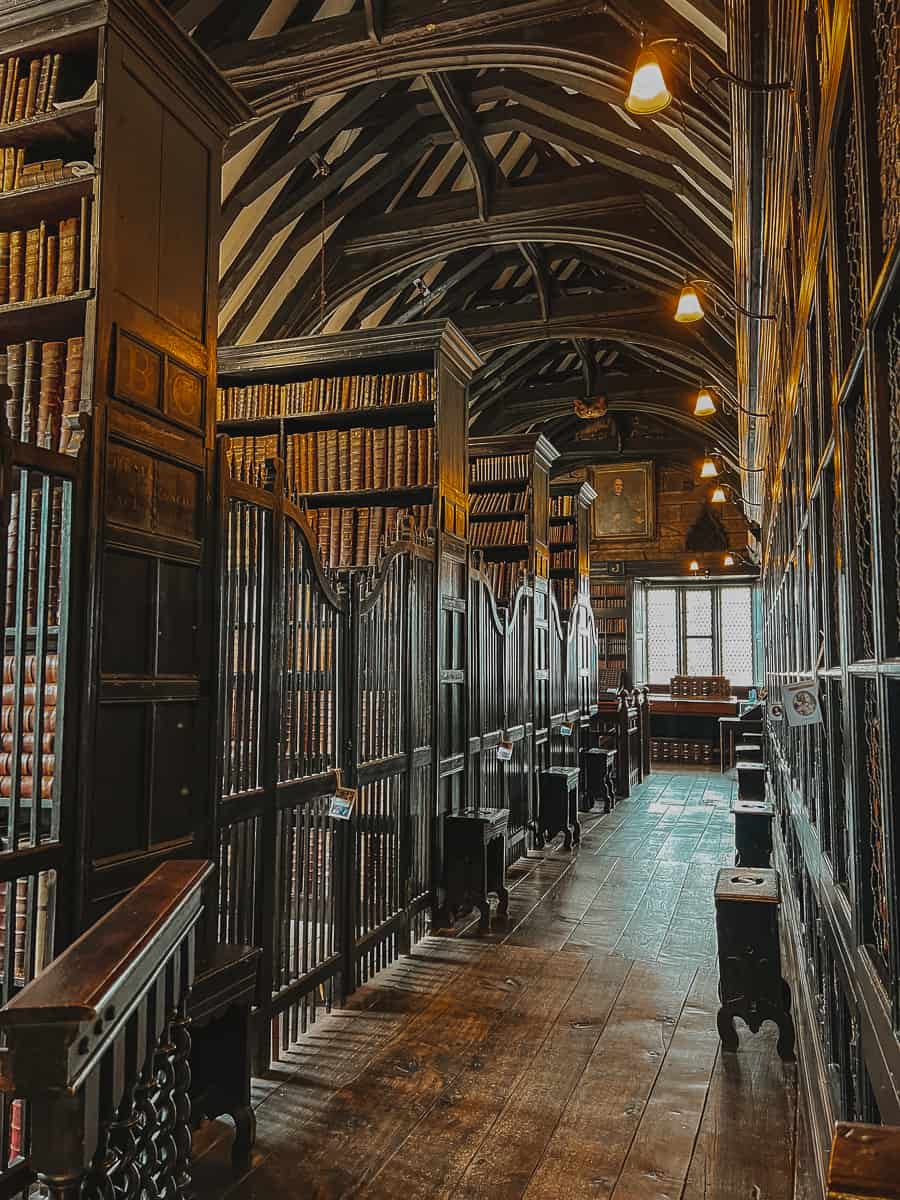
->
194;770;815;1199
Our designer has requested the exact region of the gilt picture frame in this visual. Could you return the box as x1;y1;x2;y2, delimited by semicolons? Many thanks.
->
590;461;656;540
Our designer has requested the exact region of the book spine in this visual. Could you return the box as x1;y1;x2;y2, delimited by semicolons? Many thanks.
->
57;216;78;296
23;226;40;302
7;229;22;302
46;54;61;111
24;57;40;120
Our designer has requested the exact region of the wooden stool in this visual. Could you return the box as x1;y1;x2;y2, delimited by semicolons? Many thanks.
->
735;741;764;763
444;807;510;930
732;798;775;867
714;868;795;1060
581;747;616;813
737;760;767;800
535;766;580;849
190;943;261;1171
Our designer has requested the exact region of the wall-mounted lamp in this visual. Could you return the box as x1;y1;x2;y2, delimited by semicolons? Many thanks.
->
674;277;777;324
693;387;717;417
625;37;792;117
723;553;735;567
699;457;719;479
710;485;727;503
689;559;700;574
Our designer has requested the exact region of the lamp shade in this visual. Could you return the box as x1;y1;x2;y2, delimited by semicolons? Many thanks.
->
723;553;735;567
625;49;672;116
694;388;717;417
710;486;727;503
689;560;700;573
699;457;718;479
675;284;705;323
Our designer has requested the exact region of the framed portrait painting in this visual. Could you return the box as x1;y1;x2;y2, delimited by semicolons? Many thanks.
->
590;462;656;540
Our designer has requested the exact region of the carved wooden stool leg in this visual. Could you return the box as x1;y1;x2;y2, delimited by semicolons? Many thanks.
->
37;1173;87;1200
232;1105;257;1173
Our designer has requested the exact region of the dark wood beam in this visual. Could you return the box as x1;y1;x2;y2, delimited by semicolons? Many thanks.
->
364;0;385;43
426;73;496;220
214;1;613;77
518;242;551;321
572;338;597;394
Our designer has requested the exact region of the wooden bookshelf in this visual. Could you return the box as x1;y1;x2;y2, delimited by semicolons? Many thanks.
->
217;322;479;572
468;434;559;604
549;480;596;616
590;563;631;686
0;0;250;936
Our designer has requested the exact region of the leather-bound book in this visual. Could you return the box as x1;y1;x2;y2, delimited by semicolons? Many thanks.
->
373;427;386;489
38;341;64;449
57;216;78;295
325;429;339;492
354;507;369;565
407;427;418;487
24;57;40;119
36;219;47;298
339;508;353;567
12;148;24;189
7;229;22;302
23;225;40;301
1;57;17;124
315;430;327;491
13;77;27;122
20;340;41;443
328;504;341;566
59;335;83;452
349;427;363;490
368;506;383;565
1;147;12;192
35;53;51;113
6;343;24;437
0;231;10;304
46;54;61;110
395;424;407;488
45;234;58;297
337;429;350;489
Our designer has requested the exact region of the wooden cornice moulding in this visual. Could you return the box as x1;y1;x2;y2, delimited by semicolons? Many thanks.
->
218;320;484;383
827;1122;900;1199
106;0;252;134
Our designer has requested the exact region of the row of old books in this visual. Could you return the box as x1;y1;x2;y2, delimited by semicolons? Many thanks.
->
306;505;430;570
550;496;575;518
470;490;529;516
6;480;65;629
225;434;278;487
471;453;529;485
0;212;85;306
1;338;84;450
480;560;521;605
0;149;92;193
285;426;434;495
552;549;576;570
0;655;57;808
0;53;64;125
553;578;576;614
471;516;526;548
596;617;627;635
550;526;575;547
217;369;435;421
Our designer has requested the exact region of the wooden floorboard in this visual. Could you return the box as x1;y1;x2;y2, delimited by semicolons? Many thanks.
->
193;769;813;1200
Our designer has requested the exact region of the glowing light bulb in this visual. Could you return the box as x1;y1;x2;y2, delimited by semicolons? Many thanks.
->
699;457;718;479
694;388;716;417
724;553;735;567
625;50;672;116
675;284;705;323
710;486;727;503
689;560;700;573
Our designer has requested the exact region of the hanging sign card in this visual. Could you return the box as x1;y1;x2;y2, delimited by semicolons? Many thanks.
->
782;680;823;727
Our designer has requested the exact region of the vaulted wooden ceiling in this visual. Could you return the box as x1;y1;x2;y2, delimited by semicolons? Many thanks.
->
162;0;748;469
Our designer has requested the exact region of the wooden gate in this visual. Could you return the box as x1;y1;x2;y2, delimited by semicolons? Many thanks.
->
215;450;349;1065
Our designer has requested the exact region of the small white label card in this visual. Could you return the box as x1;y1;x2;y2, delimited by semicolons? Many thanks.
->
559;724;573;738
497;740;513;762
